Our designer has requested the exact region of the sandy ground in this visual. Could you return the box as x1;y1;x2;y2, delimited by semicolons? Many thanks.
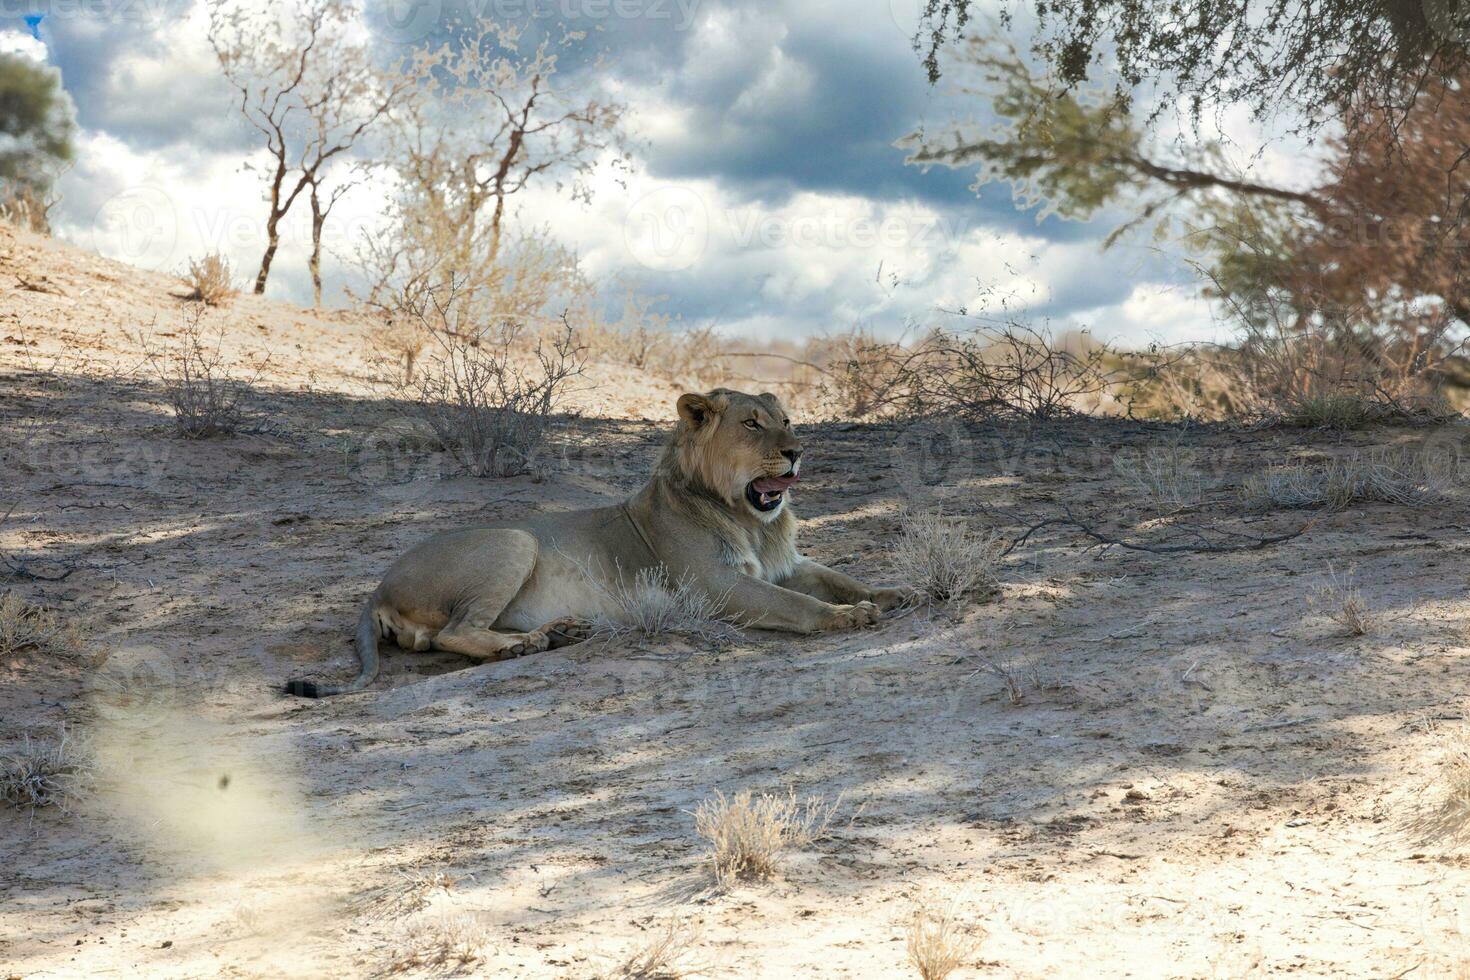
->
6;224;1470;978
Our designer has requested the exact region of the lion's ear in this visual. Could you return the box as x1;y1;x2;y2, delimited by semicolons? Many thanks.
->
677;393;718;427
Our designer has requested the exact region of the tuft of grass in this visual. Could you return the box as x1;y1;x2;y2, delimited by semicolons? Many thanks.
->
889;509;1004;605
906;899;984;980
1409;736;1470;848
596;920;708;980
1112;433;1206;513
182;252;236;306
0;592;83;658
1309;566;1379;637
359;865;464;920
692;788;841;888
591;567;743;646
381;914;491;977
1241;447;1456;512
1;726;91;813
1285;390;1377;430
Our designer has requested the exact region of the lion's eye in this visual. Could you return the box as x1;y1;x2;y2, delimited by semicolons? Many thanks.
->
743;419;761;430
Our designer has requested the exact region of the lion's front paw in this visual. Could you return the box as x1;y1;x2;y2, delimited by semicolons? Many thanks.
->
870;586;920;612
826;600;881;630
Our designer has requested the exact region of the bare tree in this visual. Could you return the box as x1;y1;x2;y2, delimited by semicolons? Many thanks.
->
304;162;369;305
357;21;627;324
208;0;409;297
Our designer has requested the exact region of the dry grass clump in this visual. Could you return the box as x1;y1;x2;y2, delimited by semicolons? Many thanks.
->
596;920;708;980
1309;566;1379;637
182;252;236;306
590;567;742;646
1241;447;1456;511
1112;433;1207;513
1408;735;1470;848
890;509;1004;605
0;591;83;658
381;914;491;977
906;899;984;980
358;865;463;920
138;309;266;438
1;727;91;813
693;788;842;888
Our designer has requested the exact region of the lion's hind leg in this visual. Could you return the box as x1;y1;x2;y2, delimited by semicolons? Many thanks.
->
433;619;552;662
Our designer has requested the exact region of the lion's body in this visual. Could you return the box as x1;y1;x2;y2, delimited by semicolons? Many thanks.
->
286;389;911;697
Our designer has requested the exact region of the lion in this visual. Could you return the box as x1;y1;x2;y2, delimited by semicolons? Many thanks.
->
285;388;914;697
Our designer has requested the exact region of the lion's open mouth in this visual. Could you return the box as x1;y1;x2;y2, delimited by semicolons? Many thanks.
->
746;472;798;511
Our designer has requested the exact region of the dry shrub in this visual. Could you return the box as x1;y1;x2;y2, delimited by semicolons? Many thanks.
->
358;866;463;920
596;921;708;980
1309;566;1379;637
970;655;1034;706
890;509;1004;605
906;899;984;980
404;282;585;478
0;591;82;658
381;914;491;977
1241;447;1457;511
1112;432;1207;513
138;309;266;438
1131;283;1460;426
1409;735;1470;848
825;323;1116;421
589;566;742;646
1;727;91;813
182;252;236;306
693;788;842;888
0;183;54;233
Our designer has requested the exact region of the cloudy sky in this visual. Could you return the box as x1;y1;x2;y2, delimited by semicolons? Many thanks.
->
4;0;1313;346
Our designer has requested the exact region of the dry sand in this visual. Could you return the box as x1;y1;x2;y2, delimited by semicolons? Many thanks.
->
5;223;1470;977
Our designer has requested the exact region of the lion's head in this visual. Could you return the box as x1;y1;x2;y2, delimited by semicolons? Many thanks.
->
661;388;802;522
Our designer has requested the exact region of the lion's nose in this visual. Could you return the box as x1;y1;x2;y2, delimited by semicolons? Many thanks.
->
782;448;801;466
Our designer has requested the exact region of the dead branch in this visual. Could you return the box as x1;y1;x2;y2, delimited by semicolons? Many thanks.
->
1003;507;1314;557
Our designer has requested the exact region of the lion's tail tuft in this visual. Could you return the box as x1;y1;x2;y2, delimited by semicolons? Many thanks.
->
283;603;381;698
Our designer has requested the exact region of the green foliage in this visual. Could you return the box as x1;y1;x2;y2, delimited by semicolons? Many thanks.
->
0;52;76;231
911;0;1470;135
0;52;75;187
905;41;1143;223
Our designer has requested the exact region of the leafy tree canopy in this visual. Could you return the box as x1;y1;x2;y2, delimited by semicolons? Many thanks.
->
0;51;76;189
911;0;1470;132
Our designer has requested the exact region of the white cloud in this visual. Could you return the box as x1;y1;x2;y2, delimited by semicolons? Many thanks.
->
34;0;1287;345
0;32;47;61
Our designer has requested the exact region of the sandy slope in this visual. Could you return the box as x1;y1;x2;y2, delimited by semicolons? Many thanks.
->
5;225;1470;978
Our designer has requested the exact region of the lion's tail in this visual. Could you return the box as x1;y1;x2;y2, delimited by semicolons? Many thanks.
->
284;603;381;698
